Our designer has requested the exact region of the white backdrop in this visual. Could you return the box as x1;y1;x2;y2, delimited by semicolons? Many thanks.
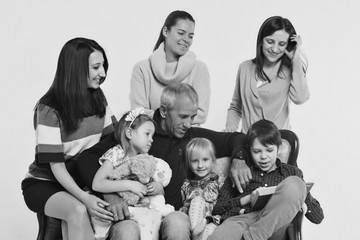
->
2;0;360;239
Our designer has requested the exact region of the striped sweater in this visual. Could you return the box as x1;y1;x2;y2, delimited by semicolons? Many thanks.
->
26;104;116;181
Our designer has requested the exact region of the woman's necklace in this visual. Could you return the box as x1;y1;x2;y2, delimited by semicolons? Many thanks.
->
257;62;280;88
263;61;281;81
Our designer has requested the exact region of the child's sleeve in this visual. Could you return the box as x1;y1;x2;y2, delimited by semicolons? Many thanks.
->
294;166;324;224
99;145;125;167
218;174;226;190
304;193;324;224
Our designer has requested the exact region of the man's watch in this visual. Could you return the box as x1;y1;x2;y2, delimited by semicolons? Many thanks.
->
234;150;247;161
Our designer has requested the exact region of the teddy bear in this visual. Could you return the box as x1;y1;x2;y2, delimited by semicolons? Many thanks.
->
110;153;174;216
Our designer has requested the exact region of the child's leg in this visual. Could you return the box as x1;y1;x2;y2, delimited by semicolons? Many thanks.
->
243;176;306;240
189;196;207;236
129;207;162;240
208;214;251;240
201;223;217;240
44;191;94;240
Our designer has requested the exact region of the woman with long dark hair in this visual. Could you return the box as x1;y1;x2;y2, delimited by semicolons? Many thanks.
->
225;16;309;133
21;38;117;240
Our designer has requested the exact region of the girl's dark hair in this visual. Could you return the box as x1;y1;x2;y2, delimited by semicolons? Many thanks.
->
247;119;282;151
184;137;216;180
114;112;156;155
36;37;109;133
252;16;297;82
153;10;195;51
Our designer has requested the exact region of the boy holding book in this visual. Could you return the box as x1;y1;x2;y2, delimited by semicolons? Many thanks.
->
209;120;323;240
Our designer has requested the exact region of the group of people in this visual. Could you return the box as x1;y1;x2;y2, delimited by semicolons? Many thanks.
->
21;10;323;240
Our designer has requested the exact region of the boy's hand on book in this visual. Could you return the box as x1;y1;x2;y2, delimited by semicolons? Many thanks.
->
250;188;264;205
240;194;251;206
250;186;276;208
250;189;257;205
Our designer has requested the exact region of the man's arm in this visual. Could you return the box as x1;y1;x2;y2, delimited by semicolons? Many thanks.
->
192;127;247;158
77;134;118;188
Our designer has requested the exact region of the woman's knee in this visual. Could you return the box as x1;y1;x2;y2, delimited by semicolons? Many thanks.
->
45;191;88;224
68;203;89;225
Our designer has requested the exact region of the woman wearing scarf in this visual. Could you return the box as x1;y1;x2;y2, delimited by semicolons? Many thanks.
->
130;10;210;126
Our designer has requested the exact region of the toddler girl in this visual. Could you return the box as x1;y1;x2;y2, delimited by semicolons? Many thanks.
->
92;108;173;240
180;138;225;240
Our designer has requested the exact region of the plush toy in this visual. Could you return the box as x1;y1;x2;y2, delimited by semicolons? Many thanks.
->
110;153;175;216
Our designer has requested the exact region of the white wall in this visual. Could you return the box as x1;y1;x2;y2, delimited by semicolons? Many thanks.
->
2;0;359;239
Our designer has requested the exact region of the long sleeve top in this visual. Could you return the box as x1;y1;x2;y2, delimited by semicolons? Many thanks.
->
226;55;309;133
180;172;225;215
26;103;116;182
130;42;210;125
212;159;324;224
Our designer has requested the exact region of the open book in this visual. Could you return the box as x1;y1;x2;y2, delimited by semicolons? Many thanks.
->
251;182;314;209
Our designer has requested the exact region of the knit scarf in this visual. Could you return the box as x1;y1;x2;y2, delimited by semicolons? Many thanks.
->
149;42;197;85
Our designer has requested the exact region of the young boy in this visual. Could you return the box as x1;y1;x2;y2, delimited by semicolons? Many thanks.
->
209;120;324;240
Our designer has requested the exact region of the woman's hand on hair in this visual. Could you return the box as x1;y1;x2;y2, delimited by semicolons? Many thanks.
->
285;34;302;59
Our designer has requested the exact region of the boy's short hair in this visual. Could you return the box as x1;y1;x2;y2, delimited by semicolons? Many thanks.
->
247;119;282;149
